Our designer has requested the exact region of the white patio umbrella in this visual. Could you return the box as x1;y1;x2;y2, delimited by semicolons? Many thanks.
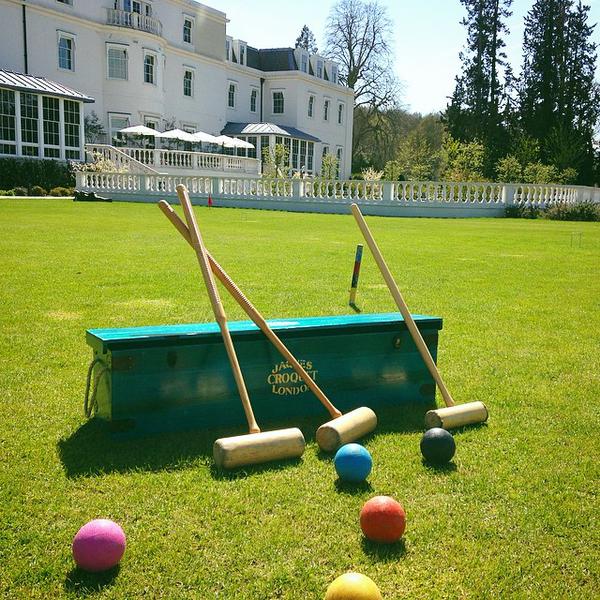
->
118;124;161;136
213;135;238;149
158;128;197;143
230;137;254;149
191;130;220;144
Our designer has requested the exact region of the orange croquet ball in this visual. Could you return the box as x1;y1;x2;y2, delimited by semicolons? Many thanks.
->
360;496;406;543
325;572;382;600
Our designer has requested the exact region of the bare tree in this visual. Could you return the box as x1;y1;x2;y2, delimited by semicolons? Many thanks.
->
324;0;400;110
325;0;401;162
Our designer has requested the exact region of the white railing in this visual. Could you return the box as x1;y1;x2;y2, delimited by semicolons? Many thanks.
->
90;146;261;176
76;172;599;215
85;144;159;174
106;9;162;36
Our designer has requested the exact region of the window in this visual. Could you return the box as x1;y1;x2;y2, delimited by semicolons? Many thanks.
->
109;113;129;144
64;100;80;159
144;53;156;85
322;146;329;158
183;69;193;97
260;136;269;161
337;103;344;125
239;44;246;65
43;97;60;158
247;135;257;158
250;89;258;113
56;0;73;5
225;39;231;61
272;91;284;114
58;33;74;71
308;95;315;118
300;140;307;170
283;138;291;165
336;147;343;176
107;46;128;80
323;99;330;121
291;139;299;169
227;83;236;108
183;18;193;44
317;60;323;78
0;89;16;155
331;66;338;84
20;92;39;157
307;141;314;171
301;54;308;73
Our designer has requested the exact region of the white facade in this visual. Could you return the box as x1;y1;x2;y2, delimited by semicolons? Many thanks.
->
0;0;354;177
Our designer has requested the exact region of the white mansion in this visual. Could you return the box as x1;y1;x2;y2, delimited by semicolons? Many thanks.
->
0;0;354;177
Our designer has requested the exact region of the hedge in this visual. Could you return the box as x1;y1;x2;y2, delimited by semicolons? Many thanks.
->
0;157;74;191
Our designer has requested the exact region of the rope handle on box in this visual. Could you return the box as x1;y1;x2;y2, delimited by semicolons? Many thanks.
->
84;357;108;418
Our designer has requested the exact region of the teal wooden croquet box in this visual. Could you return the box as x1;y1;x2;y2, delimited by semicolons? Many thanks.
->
85;312;443;435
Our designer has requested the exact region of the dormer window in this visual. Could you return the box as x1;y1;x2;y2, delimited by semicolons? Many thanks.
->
317;60;323;78
225;39;231;61
239;44;246;66
301;54;308;73
331;66;338;84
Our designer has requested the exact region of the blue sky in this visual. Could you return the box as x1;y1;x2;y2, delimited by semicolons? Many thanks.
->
209;0;600;115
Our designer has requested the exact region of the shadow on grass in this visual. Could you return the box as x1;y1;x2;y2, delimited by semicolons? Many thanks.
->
58;402;436;478
421;459;458;475
361;537;407;562
64;565;120;595
210;456;304;480
334;478;374;495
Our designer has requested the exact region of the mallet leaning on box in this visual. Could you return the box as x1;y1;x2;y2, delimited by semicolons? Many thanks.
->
174;184;305;468
350;203;488;430
159;193;377;452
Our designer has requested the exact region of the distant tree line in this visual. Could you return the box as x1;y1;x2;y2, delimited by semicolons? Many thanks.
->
318;0;599;184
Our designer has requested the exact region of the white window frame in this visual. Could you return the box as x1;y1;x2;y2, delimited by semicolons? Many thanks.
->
301;54;308;73
308;94;315;118
181;123;197;134
323;98;330;121
108;112;130;144
56;0;73;5
250;87;258;113
143;50;157;86
331;66;338;84
225;37;232;61
106;44;129;81
227;81;237;109
337;102;344;125
57;31;75;72
239;43;246;66
142;114;160;130
183;15;194;45
183;67;194;98
272;90;285;115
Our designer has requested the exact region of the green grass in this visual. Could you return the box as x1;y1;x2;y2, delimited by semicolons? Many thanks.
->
1;198;599;599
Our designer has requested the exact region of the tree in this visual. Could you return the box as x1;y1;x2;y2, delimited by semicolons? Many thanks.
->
325;0;401;160
444;0;514;176
394;129;439;181
441;135;486;181
262;143;290;178
295;25;318;54
520;0;599;182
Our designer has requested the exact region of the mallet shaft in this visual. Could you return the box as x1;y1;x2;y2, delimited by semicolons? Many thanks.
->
351;203;456;408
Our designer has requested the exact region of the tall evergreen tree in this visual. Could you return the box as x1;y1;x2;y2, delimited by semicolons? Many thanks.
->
295;25;319;54
520;1;599;182
444;0;514;176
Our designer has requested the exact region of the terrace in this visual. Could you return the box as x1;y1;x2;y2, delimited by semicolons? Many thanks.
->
106;7;162;36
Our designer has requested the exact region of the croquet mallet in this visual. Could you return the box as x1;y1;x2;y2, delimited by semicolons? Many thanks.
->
350;203;488;429
174;184;305;468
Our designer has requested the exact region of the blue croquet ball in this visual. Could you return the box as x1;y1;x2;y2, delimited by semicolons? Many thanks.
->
420;427;456;464
334;443;372;482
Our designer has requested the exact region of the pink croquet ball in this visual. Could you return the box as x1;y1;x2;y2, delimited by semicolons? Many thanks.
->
72;519;126;572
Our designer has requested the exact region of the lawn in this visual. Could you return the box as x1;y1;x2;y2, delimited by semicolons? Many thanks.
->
1;198;598;599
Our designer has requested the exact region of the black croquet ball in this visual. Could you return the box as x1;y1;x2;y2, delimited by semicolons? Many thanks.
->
420;428;456;464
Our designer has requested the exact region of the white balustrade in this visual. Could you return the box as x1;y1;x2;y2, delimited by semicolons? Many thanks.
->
106;9;162;36
76;171;597;216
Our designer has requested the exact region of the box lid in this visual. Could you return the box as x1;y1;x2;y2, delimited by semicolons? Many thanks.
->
86;312;443;353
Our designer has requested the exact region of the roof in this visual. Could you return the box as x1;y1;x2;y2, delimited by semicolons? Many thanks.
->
243;47;297;72
0;70;95;103
222;122;321;143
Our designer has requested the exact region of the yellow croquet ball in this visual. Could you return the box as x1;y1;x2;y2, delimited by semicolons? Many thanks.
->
325;572;382;599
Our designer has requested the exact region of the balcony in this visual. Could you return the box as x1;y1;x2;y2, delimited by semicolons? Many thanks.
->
106;8;162;37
